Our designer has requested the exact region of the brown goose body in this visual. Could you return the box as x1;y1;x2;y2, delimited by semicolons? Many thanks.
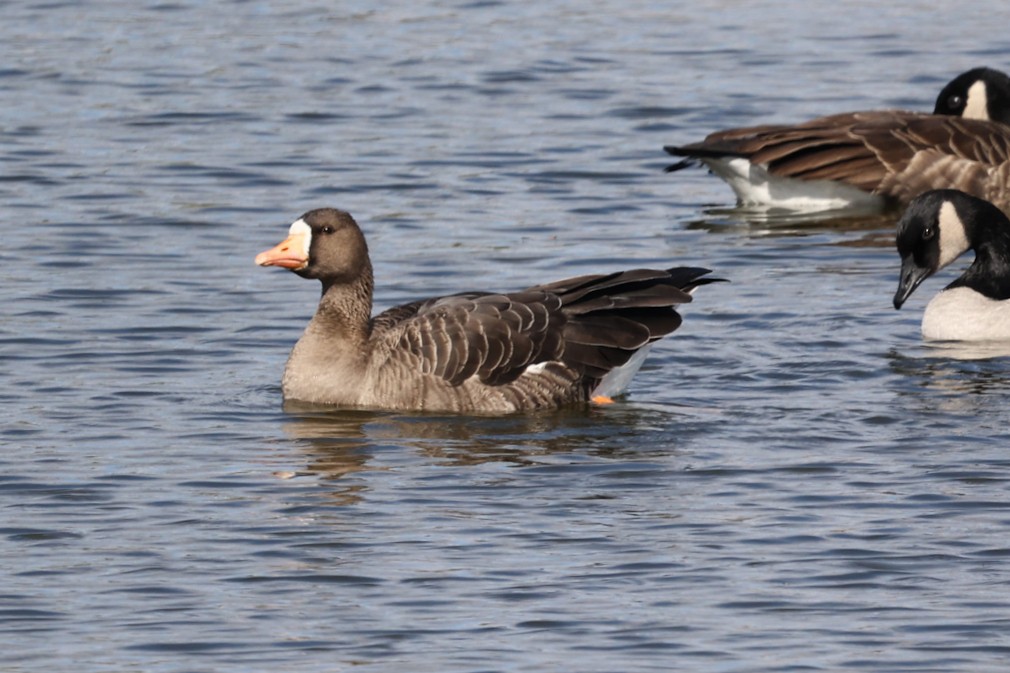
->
665;67;1010;213
256;209;720;414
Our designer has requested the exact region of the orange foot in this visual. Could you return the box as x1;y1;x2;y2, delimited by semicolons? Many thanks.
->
591;395;615;405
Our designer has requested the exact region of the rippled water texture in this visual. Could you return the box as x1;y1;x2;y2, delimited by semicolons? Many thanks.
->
5;1;1010;671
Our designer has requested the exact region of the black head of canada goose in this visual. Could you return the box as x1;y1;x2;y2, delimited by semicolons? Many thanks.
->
664;67;1010;214
894;189;1010;341
256;208;723;413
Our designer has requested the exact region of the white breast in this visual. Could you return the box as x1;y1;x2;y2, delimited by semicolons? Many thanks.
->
922;287;1010;341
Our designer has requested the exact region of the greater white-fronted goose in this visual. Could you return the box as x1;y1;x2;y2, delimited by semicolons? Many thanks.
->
256;208;721;413
664;67;1010;213
894;189;1010;340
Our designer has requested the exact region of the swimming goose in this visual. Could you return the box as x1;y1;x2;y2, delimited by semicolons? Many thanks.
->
893;189;1010;340
256;208;721;413
664;67;1010;213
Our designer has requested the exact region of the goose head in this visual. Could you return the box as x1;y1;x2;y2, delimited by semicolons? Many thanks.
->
255;208;371;287
892;189;1010;309
933;67;1010;124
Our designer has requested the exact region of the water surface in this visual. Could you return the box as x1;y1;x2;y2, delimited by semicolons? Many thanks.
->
5;1;1010;671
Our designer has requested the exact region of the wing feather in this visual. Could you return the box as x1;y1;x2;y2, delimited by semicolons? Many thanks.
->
668;110;1010;207
372;267;719;393
373;291;568;388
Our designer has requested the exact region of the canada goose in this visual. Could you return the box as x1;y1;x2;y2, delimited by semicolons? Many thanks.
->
894;189;1010;340
664;67;1010;213
256;208;722;413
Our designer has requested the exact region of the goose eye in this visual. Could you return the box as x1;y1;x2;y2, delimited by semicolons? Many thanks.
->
947;94;964;110
922;226;935;241
320;225;335;234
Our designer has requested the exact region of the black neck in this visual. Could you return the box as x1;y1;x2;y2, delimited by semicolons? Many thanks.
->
949;203;1010;299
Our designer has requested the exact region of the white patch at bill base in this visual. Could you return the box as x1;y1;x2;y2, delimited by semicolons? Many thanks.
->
288;218;312;258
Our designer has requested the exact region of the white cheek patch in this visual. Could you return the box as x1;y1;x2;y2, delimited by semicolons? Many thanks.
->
288;218;312;258
937;201;970;268
963;80;990;120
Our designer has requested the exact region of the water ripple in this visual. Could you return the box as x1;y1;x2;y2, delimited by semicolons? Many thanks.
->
4;1;1010;672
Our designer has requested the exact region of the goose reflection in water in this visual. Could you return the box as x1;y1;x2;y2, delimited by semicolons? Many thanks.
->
888;344;1010;416
276;401;709;500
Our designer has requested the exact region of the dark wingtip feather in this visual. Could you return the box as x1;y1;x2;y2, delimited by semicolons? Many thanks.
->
663;144;703;172
551;265;722;379
663;267;728;290
664;141;747;163
664;157;696;173
663;144;681;155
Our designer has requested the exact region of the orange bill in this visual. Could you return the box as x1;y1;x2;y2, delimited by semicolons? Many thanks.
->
255;232;309;270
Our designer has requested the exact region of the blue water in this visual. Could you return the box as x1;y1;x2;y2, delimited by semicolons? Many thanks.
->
5;1;1010;671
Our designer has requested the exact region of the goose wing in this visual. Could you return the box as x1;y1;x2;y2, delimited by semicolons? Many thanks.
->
862;116;1010;205
668;111;1010;202
371;291;565;387
370;267;719;389
667;111;909;190
533;267;711;378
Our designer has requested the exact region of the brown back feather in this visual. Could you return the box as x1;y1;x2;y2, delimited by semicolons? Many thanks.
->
373;267;719;389
666;111;1010;209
